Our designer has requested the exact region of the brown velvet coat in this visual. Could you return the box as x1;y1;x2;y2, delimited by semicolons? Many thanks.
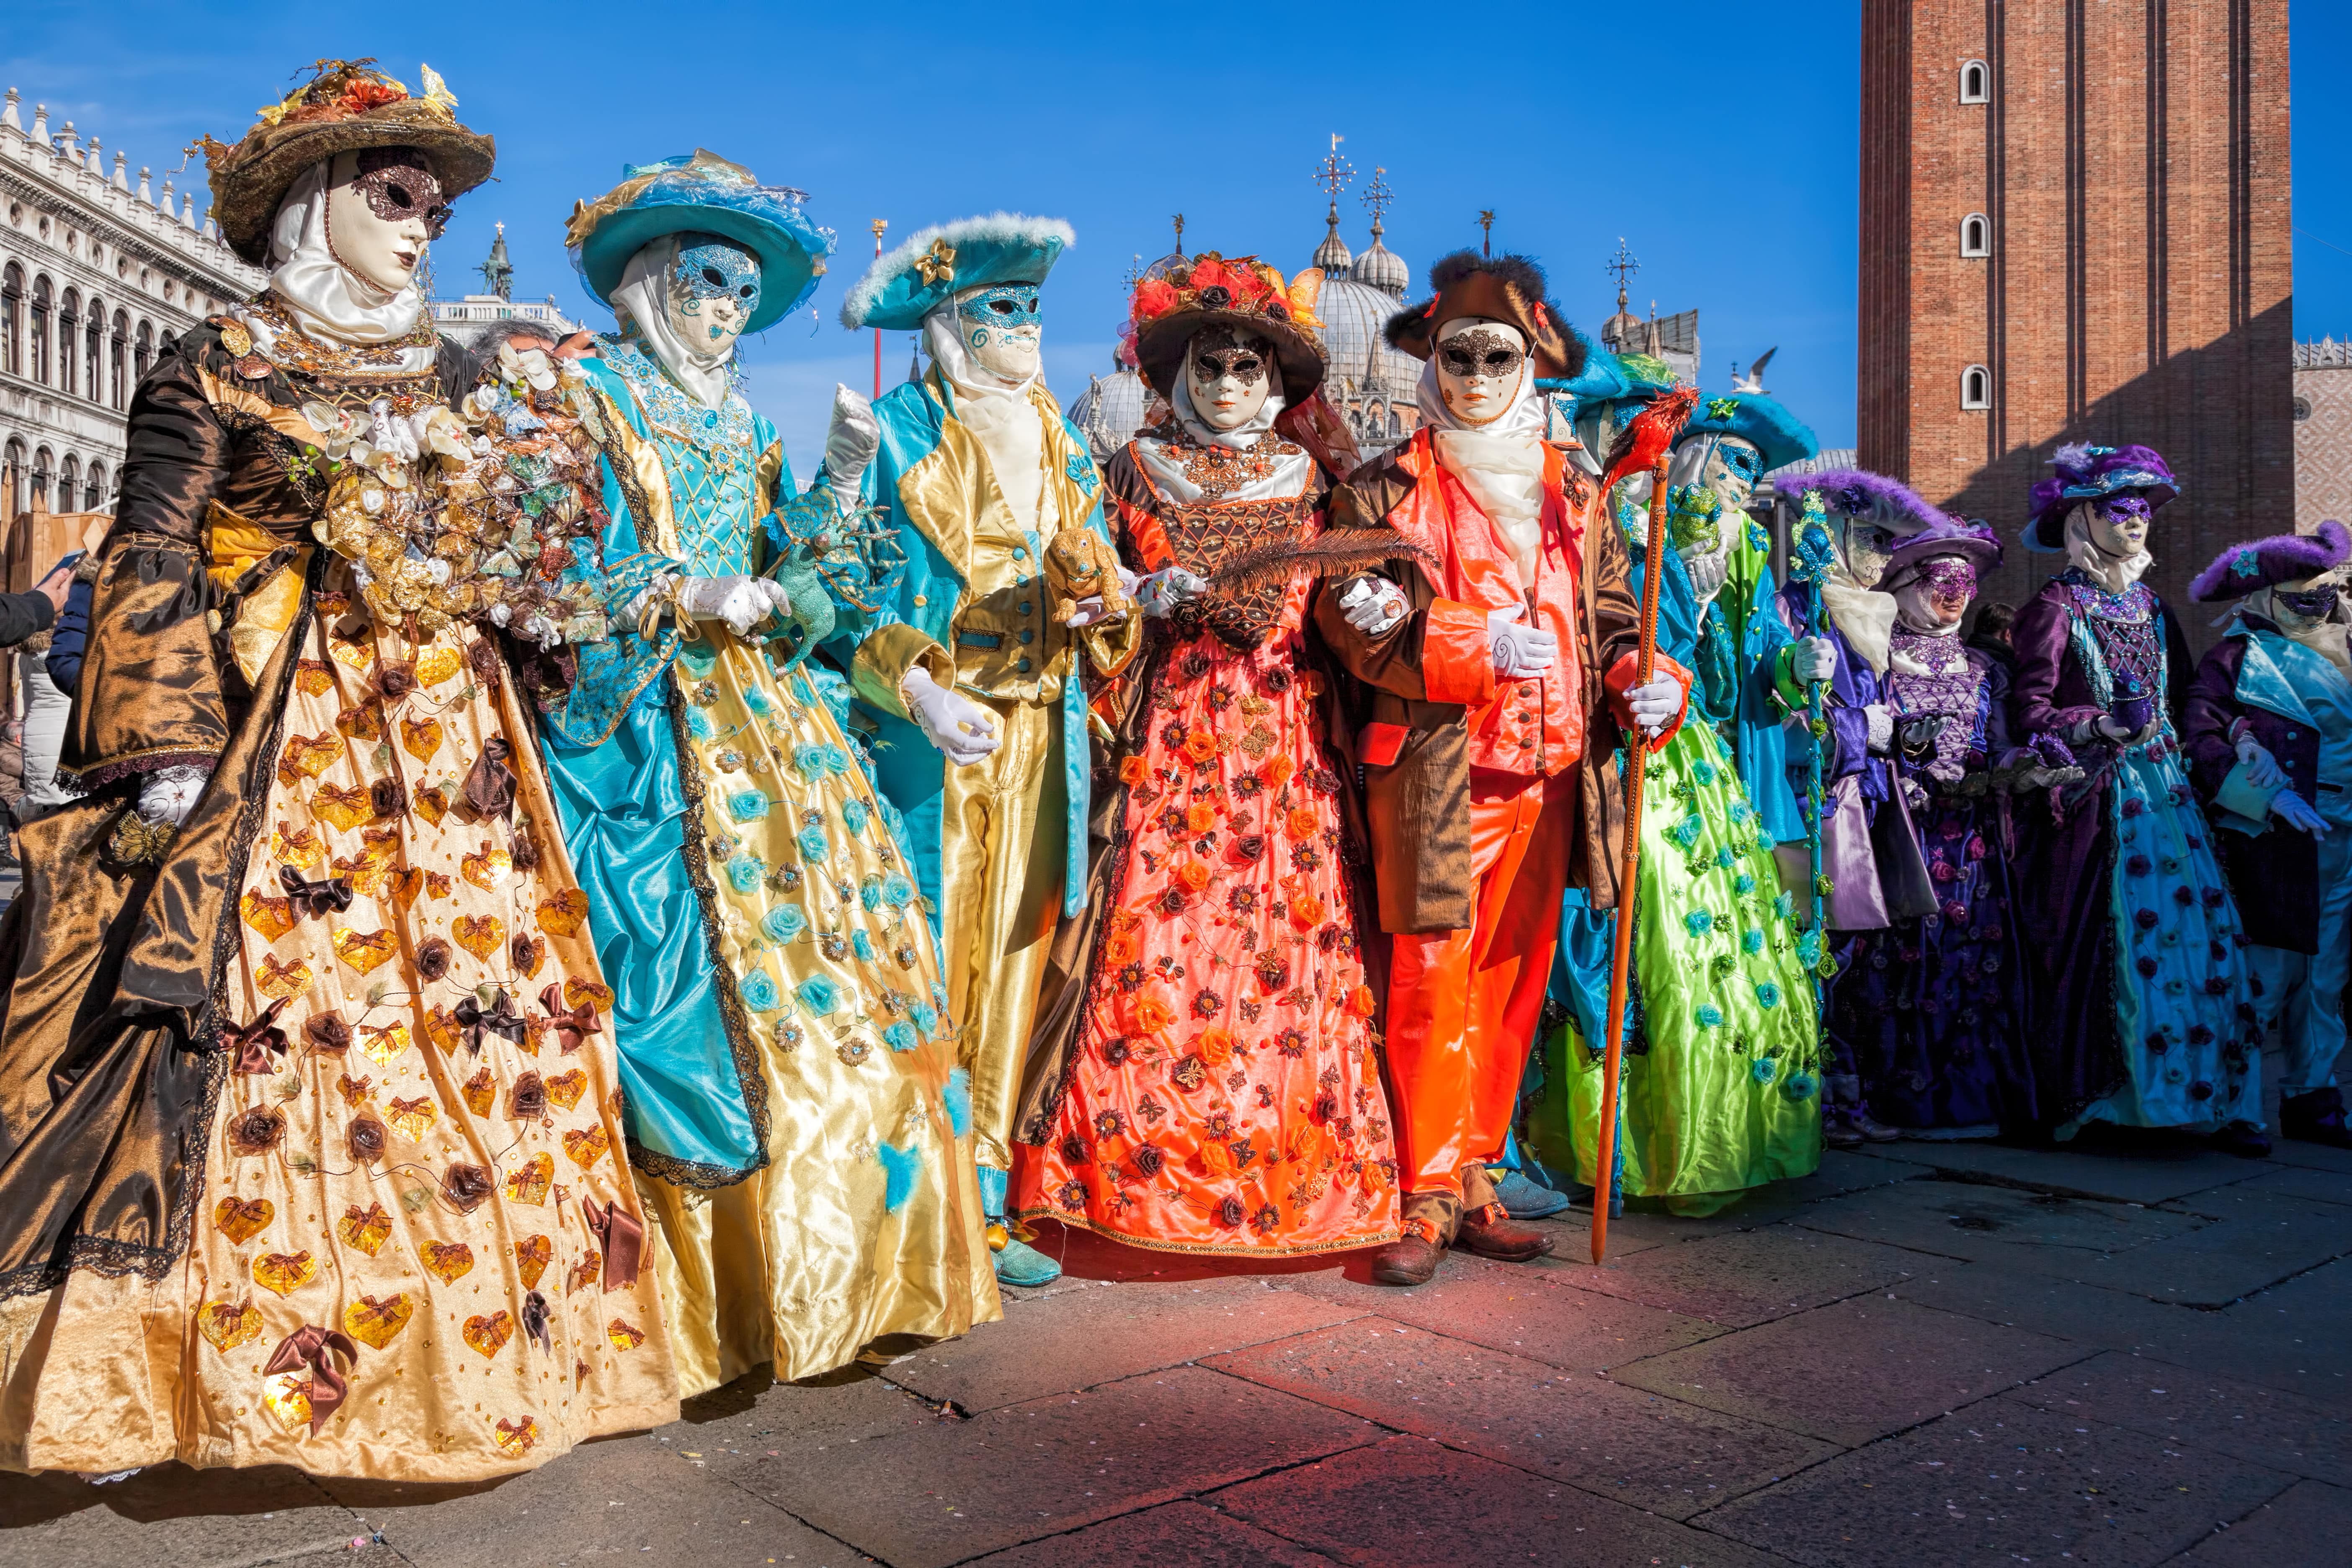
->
1313;436;1643;934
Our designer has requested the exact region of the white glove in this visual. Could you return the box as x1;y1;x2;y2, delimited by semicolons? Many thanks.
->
1488;605;1558;679
1682;548;1729;605
1864;704;1894;755
2236;733;2285;791
1063;597;1113;628
1135;567;1207;619
1790;637;1838;684
678;575;792;637
2272;790;2330;837
1338;575;1409;637
901;667;1000;766
137;764;209;827
1625;671;1686;737
824;384;880;511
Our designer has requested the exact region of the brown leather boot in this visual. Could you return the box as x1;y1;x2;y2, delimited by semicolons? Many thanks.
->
1453;1201;1556;1263
1371;1191;1456;1286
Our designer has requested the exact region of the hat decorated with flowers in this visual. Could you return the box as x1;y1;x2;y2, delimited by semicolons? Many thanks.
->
2024;442;2180;550
567;151;834;336
1385;251;1585;380
1780;468;1950;537
1673;389;1820;474
1883;514;2003;588
1125;253;1327;400
2189;518;2352;602
839;212;1073;332
199;59;494;267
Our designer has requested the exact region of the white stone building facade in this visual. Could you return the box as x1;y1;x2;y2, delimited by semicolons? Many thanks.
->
0;86;266;517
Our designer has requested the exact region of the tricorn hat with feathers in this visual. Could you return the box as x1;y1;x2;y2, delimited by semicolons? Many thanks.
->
1385;251;1584;381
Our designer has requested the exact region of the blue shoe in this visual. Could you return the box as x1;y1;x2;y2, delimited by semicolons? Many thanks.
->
992;1235;1062;1288
1493;1168;1574;1220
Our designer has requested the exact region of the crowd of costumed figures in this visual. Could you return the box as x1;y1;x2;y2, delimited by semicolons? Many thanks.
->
0;57;2343;1484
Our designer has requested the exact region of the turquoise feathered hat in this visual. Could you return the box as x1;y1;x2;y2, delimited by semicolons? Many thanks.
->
839;212;1074;332
566;150;834;336
1673;389;1820;473
1538;333;1628;415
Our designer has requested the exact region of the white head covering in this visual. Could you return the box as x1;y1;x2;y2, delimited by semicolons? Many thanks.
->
2063;505;2155;596
612;236;738;409
1818;529;1901;676
923;299;1051;529
1132;333;1313;504
1416;320;1547;582
237;162;434;369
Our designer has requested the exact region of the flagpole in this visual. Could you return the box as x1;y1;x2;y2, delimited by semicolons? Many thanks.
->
870;219;887;398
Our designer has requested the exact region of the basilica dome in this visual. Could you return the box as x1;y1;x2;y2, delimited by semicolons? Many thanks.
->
1308;210;1421;454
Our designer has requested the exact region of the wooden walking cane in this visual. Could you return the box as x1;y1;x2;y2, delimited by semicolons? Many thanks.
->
1588;386;1699;1265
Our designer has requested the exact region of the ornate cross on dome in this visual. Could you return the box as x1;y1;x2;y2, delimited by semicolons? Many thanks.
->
1314;134;1354;200
1362;166;1395;238
1607;237;1640;311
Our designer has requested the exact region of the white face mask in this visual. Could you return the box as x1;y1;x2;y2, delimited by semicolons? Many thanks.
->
1838;520;1897;588
1668;433;1764;512
1890;564;1973;634
663;235;760;358
1433;316;1528;428
954;283;1042;383
1184;327;1273;432
322;149;441;297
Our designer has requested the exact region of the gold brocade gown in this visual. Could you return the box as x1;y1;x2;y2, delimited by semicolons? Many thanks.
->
0;308;676;1479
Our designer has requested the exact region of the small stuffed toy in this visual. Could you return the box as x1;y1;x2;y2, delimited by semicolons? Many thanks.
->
1042;530;1135;625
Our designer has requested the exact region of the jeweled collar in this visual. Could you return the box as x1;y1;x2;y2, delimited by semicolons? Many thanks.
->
597;334;757;451
2058;565;2155;622
238;294;438;382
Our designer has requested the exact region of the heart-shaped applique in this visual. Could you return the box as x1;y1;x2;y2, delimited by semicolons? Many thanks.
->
255;953;314;1001
415;645;464;689
400;716;444;763
461;840;512;893
386;1095;438;1140
328;630;375;671
491;1416;540;1458
452;914;506;961
515;1233;553;1289
359;1023;412;1067
332;828;399;897
543;1070;588;1111
511;936;547;981
387;867;424;910
504;1153;554;1205
562;1126;611;1171
420;1240;475;1284
425;870;453;900
567;1249;602;1295
336;1073;373;1107
214;1195;273;1244
295;658;337;697
536;889;591;937
414;788;450;828
462;1310;514;1359
335;701;384;742
271;821;325;869
462;1067;495;1117
252;1250;318;1297
423;1007;463;1055
606;1318;647;1352
343;1292;414;1349
198;1300;263;1353
240;889;297;942
277;732;342;786
565;977;615;1012
260;1372;314;1435
338;1201;392;1256
332;927;399;975
310;783;372;833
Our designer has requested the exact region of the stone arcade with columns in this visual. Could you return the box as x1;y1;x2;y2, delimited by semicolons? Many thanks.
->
0;87;266;522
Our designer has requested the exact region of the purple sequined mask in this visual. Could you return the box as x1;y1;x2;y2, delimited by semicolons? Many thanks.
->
1919;557;1977;605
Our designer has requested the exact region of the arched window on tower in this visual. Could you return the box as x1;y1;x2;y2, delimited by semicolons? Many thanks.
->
1;263;21;377
30;275;52;384
1960;214;1992;258
1960;60;1990;104
1961;365;1993;410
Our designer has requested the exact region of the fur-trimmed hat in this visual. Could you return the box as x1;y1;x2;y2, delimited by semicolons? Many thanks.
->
1781;468;1949;537
1125;253;1326;400
1884;515;2003;589
2189;519;2352;602
839;212;1072;332
2024;442;2180;551
1385;251;1584;380
199;59;495;268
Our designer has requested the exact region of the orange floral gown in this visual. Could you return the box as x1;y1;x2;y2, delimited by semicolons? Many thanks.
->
1011;453;1400;1256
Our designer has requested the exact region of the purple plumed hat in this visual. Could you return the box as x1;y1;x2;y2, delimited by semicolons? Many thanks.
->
1883;515;2003;590
2024;443;2179;551
2188;519;2352;603
1776;467;1947;536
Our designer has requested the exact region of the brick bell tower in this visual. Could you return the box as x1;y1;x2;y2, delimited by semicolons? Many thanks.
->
1859;0;2294;626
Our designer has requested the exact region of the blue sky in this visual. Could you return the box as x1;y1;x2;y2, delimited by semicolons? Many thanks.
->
5;1;2343;474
